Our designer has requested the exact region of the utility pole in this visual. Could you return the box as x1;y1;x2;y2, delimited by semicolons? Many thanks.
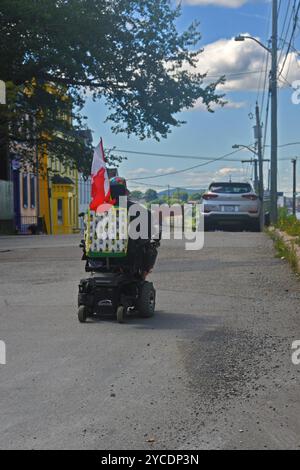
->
253;158;258;193
292;158;297;216
270;0;278;224
256;103;264;229
234;0;278;222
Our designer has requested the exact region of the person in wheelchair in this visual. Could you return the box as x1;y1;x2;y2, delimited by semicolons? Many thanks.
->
78;177;161;323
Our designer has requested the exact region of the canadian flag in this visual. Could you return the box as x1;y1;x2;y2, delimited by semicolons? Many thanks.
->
89;138;111;212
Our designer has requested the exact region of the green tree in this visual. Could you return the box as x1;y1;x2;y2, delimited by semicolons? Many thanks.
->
0;0;225;174
145;189;158;202
130;190;144;200
188;192;203;201
177;191;189;203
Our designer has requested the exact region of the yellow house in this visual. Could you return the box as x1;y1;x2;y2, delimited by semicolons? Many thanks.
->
29;82;80;235
39;150;79;235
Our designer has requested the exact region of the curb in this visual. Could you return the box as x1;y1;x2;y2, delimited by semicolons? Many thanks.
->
270;227;300;272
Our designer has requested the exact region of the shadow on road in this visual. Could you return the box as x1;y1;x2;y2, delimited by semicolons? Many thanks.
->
84;310;216;331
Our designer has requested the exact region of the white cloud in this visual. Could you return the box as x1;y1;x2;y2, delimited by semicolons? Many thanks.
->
278;52;300;86
126;167;151;178
127;165;250;192
225;100;247;109
155;167;177;175
191;97;246;111
216;166;244;176
189;36;300;93
196;36;267;92
183;0;248;7
174;166;247;188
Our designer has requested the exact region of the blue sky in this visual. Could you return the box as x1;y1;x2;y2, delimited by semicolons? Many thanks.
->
83;0;300;195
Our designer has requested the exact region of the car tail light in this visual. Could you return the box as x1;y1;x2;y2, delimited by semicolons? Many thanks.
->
242;194;258;201
202;193;219;200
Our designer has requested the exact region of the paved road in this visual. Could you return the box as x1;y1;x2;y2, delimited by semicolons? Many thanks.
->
0;232;299;450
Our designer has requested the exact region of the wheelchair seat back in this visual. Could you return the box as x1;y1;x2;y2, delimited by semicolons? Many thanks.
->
84;207;129;259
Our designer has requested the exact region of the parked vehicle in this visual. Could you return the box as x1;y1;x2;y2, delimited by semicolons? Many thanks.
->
202;181;261;231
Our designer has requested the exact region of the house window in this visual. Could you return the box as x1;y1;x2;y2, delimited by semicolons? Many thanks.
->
22;174;28;208
30;175;36;208
57;199;63;225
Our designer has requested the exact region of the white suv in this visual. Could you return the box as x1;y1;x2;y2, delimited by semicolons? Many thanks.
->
202;181;261;231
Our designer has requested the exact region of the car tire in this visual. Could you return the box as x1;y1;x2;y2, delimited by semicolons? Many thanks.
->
204;220;212;232
116;305;125;323
251;219;261;232
265;212;271;227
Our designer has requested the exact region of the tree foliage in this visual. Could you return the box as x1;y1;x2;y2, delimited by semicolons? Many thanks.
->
129;190;144;200
188;192;203;201
0;0;225;173
144;188;158;202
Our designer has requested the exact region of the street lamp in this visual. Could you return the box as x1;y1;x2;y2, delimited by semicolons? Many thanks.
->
234;35;271;54
234;0;278;224
232;144;257;155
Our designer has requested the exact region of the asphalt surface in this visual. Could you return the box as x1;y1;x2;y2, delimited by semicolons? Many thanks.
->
0;232;299;450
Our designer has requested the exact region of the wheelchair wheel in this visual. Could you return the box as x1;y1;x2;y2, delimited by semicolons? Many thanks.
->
137;282;156;318
116;305;125;324
78;305;88;323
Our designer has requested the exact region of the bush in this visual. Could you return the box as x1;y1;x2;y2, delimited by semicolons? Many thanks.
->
276;207;300;237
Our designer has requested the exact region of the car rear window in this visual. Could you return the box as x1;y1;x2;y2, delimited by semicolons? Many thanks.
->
209;183;252;194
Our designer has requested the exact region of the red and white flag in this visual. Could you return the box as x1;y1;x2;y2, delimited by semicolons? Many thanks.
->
89;138;111;212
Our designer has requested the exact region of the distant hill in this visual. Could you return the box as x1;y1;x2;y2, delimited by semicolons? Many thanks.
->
158;188;205;196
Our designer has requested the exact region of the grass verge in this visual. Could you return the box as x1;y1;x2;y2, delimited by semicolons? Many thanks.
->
276;207;300;239
270;231;299;272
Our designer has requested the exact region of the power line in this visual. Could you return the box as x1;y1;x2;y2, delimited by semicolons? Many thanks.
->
257;1;272;109
112;147;246;162
278;1;300;80
126;148;245;181
278;0;295;64
128;181;205;190
278;141;300;148
111;141;300;163
206;69;268;79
